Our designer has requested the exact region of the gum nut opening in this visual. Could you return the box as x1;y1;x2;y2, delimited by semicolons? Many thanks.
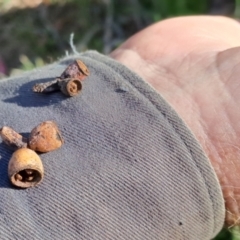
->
8;148;44;188
28;121;63;153
59;78;82;97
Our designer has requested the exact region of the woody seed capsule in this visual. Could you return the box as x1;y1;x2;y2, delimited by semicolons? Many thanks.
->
28;121;63;153
8;148;44;188
58;78;82;97
0;126;27;150
59;60;89;81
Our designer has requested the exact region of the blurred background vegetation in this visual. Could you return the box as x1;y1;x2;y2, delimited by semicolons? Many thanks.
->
0;0;239;77
0;0;240;238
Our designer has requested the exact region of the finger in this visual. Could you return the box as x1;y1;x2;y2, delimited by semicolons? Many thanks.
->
111;16;240;64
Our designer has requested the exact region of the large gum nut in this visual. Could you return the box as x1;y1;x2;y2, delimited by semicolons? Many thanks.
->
28;121;63;153
8;148;44;188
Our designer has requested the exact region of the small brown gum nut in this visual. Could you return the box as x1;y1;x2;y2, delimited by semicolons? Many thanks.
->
76;60;89;76
58;78;82;97
0;126;27;150
60;60;89;81
28;121;63;153
8;148;44;188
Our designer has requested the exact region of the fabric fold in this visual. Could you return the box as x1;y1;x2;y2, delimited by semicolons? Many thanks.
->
0;51;224;240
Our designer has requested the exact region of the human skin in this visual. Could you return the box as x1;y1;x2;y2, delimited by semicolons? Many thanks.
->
110;16;240;227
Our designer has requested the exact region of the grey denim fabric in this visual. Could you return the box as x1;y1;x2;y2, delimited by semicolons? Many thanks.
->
0;51;224;240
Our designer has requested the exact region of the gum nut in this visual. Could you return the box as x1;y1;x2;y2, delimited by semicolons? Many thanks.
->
58;78;82;97
0;126;27;150
8;148;44;188
76;60;89;76
28;121;63;153
59;60;89;81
